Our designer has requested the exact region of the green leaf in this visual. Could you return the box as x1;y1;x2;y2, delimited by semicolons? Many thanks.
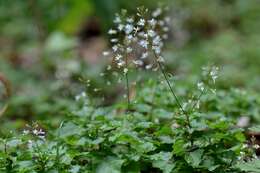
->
58;122;83;138
201;156;219;171
236;159;260;173
249;125;260;133
153;109;173;119
185;149;204;168
210;121;229;130
173;139;185;156
58;1;93;34
96;157;124;173
123;162;140;173
6;138;22;147
17;161;33;169
135;104;152;113
70;165;81;173
135;141;156;153
234;131;246;142
150;152;175;173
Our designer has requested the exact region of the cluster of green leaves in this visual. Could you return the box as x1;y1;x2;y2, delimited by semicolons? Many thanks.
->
0;80;258;173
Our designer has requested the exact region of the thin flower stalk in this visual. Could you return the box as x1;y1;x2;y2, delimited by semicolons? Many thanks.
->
153;51;191;128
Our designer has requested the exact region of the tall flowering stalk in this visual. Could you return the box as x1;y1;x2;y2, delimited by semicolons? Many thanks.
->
103;7;198;126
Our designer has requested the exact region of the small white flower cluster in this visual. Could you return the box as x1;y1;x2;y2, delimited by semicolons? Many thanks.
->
202;66;219;84
197;66;219;94
253;144;260;150
103;7;170;73
23;124;46;140
209;66;219;83
183;66;220;112
75;90;92;107
197;82;205;92
75;91;87;101
239;142;260;161
182;99;193;111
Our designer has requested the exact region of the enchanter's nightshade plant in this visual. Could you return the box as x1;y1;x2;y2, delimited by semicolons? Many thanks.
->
103;7;170;111
103;7;219;130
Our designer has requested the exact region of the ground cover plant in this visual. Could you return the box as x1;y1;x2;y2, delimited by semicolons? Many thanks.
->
1;1;260;173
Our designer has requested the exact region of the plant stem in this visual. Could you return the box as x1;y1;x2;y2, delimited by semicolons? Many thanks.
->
4;141;7;154
153;52;191;128
125;73;130;111
124;54;130;112
0;73;11;117
191;88;207;111
55;144;60;170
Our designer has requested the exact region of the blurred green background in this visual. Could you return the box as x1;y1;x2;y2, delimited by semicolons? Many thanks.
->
0;0;260;133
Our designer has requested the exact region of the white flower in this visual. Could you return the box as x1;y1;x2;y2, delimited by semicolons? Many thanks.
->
163;27;169;32
141;52;148;59
118;24;124;31
125;24;134;34
127;34;133;41
75;95;80;101
126;17;134;23
148;30;156;37
117;60;125;67
148;18;157;27
153;35;161;45
137;18;145;26
242;144;249;149
153;46;161;54
197;82;205;91
110;38;118;43
107;65;112;70
32;129;45;139
133;60;144;66
103;51;110;56
145;64;153;69
113;16;121;23
126;47;132;53
196;101;200;109
139;40;149;49
112;45;118;52
108;29;117;34
33;129;38;135
38;129;45;136
254;144;260;149
115;54;122;61
210;66;219;83
23;129;30;135
152;8;162;17
94;88;100;92
123;68;128;74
